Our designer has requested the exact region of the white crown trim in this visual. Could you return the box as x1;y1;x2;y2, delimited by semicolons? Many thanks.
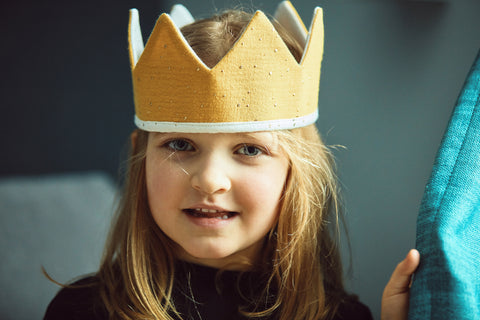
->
274;1;307;48
129;9;144;67
134;110;318;133
170;4;195;28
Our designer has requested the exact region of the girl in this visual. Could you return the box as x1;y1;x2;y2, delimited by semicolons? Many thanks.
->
44;2;418;319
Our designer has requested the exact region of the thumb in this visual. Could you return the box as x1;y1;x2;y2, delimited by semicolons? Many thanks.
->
383;249;420;298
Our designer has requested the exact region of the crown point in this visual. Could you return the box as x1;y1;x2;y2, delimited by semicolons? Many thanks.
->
131;3;323;131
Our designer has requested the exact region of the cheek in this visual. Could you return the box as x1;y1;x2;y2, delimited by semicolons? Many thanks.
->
239;164;288;214
145;157;183;213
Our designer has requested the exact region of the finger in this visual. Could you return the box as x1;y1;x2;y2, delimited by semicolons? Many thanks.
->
384;249;420;296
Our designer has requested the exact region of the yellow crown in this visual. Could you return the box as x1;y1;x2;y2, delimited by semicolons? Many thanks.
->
129;1;324;133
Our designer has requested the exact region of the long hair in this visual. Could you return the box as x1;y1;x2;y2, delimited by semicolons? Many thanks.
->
97;10;347;320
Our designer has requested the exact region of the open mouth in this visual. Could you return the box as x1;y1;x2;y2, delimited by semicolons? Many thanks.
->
183;208;238;220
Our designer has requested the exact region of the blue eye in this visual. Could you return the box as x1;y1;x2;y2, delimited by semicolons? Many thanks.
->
238;145;262;156
167;139;194;151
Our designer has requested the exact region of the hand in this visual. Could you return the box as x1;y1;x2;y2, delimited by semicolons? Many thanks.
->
381;249;420;320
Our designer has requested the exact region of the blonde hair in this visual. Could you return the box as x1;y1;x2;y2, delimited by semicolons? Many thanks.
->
97;10;347;320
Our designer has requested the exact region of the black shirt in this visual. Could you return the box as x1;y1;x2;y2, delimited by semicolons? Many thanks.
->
44;262;373;320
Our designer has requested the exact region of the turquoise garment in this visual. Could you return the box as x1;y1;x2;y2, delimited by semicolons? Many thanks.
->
409;50;480;319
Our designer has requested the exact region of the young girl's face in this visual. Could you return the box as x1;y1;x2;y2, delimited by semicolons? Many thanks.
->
145;131;289;269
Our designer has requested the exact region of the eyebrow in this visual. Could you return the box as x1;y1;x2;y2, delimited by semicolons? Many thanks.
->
149;132;278;149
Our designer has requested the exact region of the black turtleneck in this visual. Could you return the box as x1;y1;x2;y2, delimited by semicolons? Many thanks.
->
44;261;372;320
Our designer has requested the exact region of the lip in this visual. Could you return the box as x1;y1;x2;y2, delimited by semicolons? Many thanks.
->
182;204;239;227
184;203;235;213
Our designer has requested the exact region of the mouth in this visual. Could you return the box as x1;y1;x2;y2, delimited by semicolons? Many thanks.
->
183;208;238;220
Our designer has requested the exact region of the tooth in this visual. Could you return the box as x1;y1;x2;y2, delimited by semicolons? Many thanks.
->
201;208;209;213
222;215;228;219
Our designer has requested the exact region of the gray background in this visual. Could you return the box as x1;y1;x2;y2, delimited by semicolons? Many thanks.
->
1;0;479;319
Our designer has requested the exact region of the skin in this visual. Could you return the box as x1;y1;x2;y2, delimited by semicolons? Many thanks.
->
139;130;420;315
381;249;421;320
145;131;289;270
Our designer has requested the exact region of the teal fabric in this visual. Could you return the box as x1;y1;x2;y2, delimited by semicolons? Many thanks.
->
409;50;480;319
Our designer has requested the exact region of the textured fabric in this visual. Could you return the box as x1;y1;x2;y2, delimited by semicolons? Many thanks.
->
128;2;324;132
409;50;480;319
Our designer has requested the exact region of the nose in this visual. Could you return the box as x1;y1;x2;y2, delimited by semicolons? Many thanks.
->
189;153;232;195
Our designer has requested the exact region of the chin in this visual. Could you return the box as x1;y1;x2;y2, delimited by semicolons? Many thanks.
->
180;245;247;267
187;247;233;260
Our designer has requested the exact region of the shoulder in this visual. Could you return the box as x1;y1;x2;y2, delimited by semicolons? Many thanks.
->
44;276;108;320
333;296;373;320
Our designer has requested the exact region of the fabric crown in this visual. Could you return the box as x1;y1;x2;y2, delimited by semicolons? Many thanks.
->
128;1;324;133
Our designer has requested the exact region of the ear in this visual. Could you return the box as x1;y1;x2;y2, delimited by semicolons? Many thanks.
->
130;130;139;149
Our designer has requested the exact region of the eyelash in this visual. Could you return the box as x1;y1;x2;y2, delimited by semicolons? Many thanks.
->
236;144;264;157
164;139;195;152
162;139;268;157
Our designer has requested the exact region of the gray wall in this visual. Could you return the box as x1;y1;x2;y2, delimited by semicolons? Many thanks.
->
0;0;164;177
1;0;479;319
